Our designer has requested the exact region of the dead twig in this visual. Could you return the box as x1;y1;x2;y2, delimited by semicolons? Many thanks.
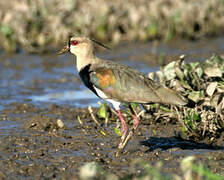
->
88;105;106;136
77;115;88;134
137;110;145;118
88;105;101;127
109;105;118;116
105;116;109;127
174;106;187;130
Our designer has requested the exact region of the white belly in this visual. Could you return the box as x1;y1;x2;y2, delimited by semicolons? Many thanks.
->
93;86;121;110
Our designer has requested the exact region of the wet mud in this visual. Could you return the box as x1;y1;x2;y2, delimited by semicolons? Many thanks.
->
0;38;224;179
1;102;224;179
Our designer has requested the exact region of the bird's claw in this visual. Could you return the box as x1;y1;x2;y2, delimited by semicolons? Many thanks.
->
115;149;122;157
116;128;136;157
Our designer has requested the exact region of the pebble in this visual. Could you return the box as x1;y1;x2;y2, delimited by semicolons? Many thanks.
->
57;119;64;128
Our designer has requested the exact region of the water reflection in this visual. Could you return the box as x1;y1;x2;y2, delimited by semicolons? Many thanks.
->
30;90;100;107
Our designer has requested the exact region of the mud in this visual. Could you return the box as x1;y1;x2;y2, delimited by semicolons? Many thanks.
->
0;38;224;179
1;102;224;179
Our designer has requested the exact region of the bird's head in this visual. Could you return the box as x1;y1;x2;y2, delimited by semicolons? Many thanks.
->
58;36;110;57
58;36;94;57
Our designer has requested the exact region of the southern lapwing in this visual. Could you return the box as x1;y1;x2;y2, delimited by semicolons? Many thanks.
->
58;36;187;156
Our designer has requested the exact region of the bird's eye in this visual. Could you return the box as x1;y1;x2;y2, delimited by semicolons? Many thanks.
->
71;40;79;46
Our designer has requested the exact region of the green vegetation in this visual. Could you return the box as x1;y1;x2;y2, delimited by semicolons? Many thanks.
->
151;54;224;141
0;0;224;52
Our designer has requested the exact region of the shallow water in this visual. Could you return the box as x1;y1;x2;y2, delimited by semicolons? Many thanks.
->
1;37;224;110
0;37;224;178
1;36;224;134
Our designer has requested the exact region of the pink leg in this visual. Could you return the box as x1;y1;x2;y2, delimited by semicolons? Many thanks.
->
116;106;140;157
132;111;140;130
116;105;140;157
117;109;128;143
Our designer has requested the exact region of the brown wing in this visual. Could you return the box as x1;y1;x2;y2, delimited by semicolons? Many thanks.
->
90;63;186;105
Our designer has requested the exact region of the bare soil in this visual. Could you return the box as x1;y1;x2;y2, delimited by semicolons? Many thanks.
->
0;102;224;179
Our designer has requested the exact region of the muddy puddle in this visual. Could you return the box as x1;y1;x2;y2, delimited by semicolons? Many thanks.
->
0;37;224;179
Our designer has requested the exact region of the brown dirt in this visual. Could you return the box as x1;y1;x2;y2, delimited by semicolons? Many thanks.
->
0;102;223;179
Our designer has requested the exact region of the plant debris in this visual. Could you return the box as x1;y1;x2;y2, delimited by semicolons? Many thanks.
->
148;54;224;141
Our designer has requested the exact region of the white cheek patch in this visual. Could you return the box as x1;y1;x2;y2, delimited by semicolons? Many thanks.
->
70;45;76;54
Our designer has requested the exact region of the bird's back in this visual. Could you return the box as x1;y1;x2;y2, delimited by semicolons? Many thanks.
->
88;58;187;106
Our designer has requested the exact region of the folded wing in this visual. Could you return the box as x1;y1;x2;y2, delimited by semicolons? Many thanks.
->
90;65;187;106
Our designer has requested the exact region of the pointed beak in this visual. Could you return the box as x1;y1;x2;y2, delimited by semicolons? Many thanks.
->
58;38;71;55
57;45;70;55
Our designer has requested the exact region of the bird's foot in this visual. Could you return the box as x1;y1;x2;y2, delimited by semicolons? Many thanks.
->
115;148;123;157
120;133;126;144
116;140;125;157
116;129;135;157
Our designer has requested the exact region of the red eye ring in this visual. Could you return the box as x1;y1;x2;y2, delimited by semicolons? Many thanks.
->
71;40;78;46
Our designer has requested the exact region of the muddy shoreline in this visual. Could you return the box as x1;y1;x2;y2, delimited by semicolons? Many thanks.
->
0;38;224;179
0;102;224;179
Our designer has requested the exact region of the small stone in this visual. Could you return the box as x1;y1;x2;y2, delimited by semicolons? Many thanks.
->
79;162;100;180
57;119;64;128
